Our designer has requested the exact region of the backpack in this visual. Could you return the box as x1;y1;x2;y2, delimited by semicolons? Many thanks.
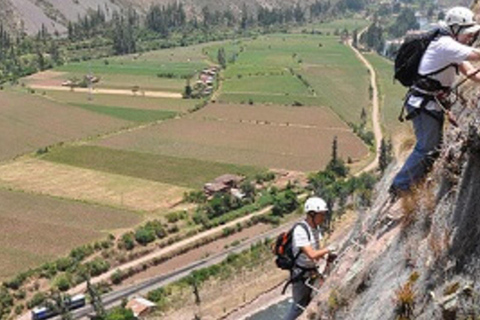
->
394;29;443;87
273;222;311;271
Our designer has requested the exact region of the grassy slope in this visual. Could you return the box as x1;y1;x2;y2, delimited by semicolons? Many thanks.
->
42;145;264;189
70;103;178;122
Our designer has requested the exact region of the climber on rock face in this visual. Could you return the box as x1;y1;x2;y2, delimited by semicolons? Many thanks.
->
390;6;480;199
283;197;337;320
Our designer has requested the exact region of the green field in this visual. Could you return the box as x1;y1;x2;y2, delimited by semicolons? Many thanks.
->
43;90;197;112
71;103;178;123
305;18;370;34
363;53;407;139
211;34;369;124
42;146;264;189
222;75;311;96
51;43;212;92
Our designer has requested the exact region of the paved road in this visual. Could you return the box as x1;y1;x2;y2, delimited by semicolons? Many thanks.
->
50;221;297;320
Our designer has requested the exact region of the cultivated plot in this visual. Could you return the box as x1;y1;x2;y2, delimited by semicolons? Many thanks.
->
0;188;141;280
0;90;130;161
93;104;369;172
41;146;264;189
191;103;349;129
213;34;369;124
0;159;189;212
43;90;197;112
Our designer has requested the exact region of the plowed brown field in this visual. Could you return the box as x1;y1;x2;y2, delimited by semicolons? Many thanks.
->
0;159;189;212
0;90;130;161
95;103;368;172
0;189;141;280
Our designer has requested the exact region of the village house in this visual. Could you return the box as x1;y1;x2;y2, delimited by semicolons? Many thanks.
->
204;174;245;197
125;297;156;318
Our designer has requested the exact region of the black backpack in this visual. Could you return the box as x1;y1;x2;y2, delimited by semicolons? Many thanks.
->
394;29;442;87
273;222;311;271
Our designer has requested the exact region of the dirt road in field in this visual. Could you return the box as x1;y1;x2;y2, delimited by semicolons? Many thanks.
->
348;40;383;175
28;85;183;99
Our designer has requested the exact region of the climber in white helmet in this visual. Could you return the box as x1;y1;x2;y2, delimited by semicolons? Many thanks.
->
390;6;480;197
284;196;337;320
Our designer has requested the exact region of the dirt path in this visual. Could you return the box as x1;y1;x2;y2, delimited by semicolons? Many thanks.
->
348;40;383;175
28;85;183;99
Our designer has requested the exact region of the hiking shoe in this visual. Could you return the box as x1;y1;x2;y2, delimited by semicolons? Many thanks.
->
388;185;401;203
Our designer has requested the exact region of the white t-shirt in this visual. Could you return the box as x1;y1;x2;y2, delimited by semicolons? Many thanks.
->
408;36;473;111
291;221;322;272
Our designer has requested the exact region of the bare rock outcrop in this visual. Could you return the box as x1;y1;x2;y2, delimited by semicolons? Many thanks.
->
300;37;480;320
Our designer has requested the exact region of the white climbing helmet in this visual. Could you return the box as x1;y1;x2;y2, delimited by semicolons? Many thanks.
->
445;7;480;35
304;196;328;214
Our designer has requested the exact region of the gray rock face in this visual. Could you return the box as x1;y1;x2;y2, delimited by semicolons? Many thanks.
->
299;39;480;320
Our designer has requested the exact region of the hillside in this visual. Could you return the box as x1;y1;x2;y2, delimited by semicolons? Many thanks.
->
297;7;480;319
0;0;321;35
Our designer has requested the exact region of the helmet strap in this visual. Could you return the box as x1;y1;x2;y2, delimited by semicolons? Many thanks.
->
450;25;461;37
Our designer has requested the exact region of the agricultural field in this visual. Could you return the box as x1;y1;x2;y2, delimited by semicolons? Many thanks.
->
90;103;368;172
56;44;209;91
0;188;141;280
24;42;213;94
42;90;197;112
305;18;370;34
0;158;189;212
363;53;411;143
41;145;264;189
210;34;370;125
0;89;130;161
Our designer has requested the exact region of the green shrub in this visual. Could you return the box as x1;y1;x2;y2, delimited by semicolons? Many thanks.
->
120;233;135;250
86;258;110;277
54;274;71;292
135;227;156;245
111;269;124;285
56;257;75;272
27;292;46;309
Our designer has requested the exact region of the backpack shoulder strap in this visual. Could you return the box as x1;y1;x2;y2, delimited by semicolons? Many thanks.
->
293;221;311;241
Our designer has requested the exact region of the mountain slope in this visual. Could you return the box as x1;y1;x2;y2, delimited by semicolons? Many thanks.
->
0;0;320;35
299;8;480;318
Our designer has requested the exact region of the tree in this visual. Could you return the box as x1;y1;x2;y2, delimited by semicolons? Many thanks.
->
352;29;358;48
87;278;106;319
326;137;349;178
331;136;338;163
360;107;367;127
379;138;393;173
217;47;226;69
184;79;192;98
241;4;249;30
389;8;419;38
